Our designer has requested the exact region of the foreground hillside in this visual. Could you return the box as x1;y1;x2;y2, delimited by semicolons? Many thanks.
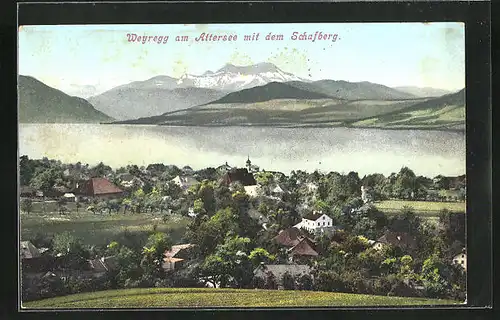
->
23;288;459;308
18;75;113;123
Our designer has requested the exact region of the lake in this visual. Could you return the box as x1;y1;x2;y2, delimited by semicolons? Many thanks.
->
18;124;466;177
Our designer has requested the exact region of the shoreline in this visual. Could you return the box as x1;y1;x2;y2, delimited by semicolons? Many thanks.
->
99;122;466;134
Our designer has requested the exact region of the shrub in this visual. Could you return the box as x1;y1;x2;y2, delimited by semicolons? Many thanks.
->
281;272;295;290
251;276;266;289
296;274;314;290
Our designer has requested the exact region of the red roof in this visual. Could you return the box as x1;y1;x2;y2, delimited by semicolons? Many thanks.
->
78;178;123;196
164;244;195;258
273;227;303;247
288;238;319;256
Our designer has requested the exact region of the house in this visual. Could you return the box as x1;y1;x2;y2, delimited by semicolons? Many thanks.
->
361;186;373;203
452;249;467;271
253;264;312;287
244;185;261;198
271;184;288;196
162;244;196;271
293;211;334;234
20;241;41;259
221;168;257;186
372;231;417;251
273;227;313;247
287;238;319;261
87;256;118;277
74;178;124;200
63;193;76;202
216;162;232;174
118;173;145;189
171;175;200;191
187;207;197;218
305;182;318;193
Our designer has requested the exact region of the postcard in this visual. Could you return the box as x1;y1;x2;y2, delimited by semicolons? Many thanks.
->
18;22;466;309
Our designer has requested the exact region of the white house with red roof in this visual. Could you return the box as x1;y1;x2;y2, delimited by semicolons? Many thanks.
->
294;211;334;234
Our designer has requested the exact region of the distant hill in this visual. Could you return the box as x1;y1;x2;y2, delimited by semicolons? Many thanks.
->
287;80;416;100
349;89;465;130
206;82;331;104
113;88;465;131
88;84;226;121
18;75;113;123
394;86;452;98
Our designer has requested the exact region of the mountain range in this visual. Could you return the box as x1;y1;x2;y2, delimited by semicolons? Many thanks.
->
115;79;465;131
88;62;309;120
19;62;463;130
18;76;113;123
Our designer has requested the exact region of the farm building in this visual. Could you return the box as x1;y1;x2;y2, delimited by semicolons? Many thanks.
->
74;178;124;200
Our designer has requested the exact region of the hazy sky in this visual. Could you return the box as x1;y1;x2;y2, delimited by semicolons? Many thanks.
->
18;23;465;96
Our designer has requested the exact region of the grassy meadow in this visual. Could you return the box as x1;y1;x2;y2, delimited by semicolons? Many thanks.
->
22;288;461;309
374;199;465;225
21;201;190;246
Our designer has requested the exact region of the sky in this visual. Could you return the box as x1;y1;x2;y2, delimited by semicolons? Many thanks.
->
18;23;465;97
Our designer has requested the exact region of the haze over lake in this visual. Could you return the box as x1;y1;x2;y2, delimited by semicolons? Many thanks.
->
18;124;465;177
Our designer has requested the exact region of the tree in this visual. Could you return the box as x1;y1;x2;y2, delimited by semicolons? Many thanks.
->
52;232;89;269
20;198;33;215
56;198;68;215
199;236;254;289
20;155;35;186
296;274;314;290
420;254;451;298
248;247;275;267
186;207;239;257
140;232;172;279
264;271;278;289
281;271;295;290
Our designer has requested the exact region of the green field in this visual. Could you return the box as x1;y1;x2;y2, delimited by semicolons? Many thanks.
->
22;288;460;308
374;200;466;216
21;206;190;246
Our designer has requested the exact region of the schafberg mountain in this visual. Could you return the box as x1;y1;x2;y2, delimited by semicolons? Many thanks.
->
207;82;332;104
18;75;113;123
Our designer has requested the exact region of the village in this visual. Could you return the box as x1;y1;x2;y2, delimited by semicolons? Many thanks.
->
19;155;467;303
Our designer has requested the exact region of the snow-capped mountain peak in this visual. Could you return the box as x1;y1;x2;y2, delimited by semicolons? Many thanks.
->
177;62;309;91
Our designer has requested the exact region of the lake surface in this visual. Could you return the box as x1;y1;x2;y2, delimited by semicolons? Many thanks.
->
18;124;466;177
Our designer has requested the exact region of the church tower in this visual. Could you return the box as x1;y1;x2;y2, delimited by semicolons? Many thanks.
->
246;156;252;172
